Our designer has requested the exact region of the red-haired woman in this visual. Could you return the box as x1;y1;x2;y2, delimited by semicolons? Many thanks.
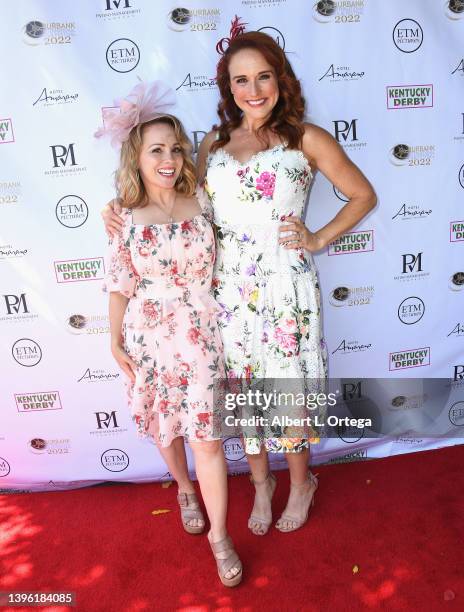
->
196;31;376;535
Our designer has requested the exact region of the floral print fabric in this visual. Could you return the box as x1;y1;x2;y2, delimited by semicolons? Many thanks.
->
205;144;328;454
103;187;225;447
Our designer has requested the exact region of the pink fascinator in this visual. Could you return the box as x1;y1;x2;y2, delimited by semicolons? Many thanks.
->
95;79;177;148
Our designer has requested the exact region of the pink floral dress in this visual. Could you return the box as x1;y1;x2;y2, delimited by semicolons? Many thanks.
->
103;188;225;447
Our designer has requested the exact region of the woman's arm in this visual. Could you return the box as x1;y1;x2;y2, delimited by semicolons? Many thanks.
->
109;291;136;382
280;123;377;251
102;198;124;237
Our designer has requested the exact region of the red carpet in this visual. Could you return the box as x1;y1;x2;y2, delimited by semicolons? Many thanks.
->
0;445;463;612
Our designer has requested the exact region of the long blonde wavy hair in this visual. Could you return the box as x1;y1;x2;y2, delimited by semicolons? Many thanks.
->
115;115;197;208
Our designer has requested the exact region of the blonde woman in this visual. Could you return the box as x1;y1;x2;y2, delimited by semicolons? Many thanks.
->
97;81;242;587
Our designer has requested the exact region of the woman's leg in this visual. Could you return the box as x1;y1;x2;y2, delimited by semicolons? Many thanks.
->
189;439;240;579
246;444;276;535
157;435;204;529
275;446;317;531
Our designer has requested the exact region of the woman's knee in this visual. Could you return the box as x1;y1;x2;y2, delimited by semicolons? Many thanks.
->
189;439;223;455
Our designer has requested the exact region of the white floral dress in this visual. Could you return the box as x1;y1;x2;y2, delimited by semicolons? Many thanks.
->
103;188;225;447
205;143;328;454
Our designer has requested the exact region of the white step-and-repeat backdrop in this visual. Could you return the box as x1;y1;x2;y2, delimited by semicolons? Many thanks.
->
1;0;463;492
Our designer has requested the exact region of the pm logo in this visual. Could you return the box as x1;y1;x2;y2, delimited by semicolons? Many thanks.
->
402;253;423;273
95;411;119;429
50;144;77;168
454;365;464;380
393;19;423;53
343;381;362;401
3;293;29;315
333;120;358;143
105;0;131;8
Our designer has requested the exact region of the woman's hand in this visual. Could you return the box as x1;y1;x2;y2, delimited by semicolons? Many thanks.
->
102;199;124;238
279;216;326;253
111;342;137;383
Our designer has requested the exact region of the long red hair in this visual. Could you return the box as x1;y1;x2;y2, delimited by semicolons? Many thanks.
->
211;31;306;152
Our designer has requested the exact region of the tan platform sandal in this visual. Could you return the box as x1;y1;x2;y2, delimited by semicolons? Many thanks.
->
275;471;318;533
177;492;205;535
209;534;243;587
248;472;277;536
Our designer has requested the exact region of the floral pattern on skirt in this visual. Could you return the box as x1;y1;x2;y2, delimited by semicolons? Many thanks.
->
205;144;328;454
103;188;225;447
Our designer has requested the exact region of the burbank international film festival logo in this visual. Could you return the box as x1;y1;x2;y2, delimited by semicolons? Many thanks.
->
0;119;14;144
450;271;464;291
312;0;365;23
54;258;105;283
15;392;62;412
0;180;21;204
22;20;76;46
106;38;140;72
28;437;71;454
12;338;42;367
329;284;374;307
167;7;222;32
65;313;109;335
445;0;464;19
96;0;141;20
328;229;374;255
386;85;433;110
392;19;423;53
55;195;88;228
390;142;435;167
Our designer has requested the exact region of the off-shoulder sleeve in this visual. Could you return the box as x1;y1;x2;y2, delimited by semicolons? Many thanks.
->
195;184;215;224
102;213;137;298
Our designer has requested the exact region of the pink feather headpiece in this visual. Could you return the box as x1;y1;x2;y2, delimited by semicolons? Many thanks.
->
94;79;177;148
